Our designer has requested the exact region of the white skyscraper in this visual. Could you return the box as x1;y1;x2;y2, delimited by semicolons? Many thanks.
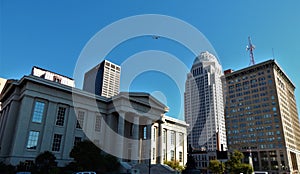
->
83;60;121;98
184;51;227;151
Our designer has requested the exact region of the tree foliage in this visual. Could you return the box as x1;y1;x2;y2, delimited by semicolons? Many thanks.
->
69;140;119;173
35;151;58;174
0;162;15;174
239;163;254;174
225;150;253;174
164;160;185;171
208;160;225;174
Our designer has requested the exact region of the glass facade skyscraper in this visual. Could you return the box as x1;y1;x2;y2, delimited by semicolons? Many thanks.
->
184;51;227;152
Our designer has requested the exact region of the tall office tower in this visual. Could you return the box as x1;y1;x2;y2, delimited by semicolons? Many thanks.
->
83;60;121;98
224;60;300;173
184;51;227;152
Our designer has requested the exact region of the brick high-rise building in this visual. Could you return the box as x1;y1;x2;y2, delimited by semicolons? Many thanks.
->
224;59;300;173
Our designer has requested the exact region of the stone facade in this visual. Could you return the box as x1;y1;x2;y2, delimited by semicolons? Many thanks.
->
0;70;187;168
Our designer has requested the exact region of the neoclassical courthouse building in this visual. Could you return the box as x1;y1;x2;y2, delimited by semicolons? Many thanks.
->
0;65;188;168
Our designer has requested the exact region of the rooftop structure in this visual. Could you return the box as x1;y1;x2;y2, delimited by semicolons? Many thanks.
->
83;60;121;98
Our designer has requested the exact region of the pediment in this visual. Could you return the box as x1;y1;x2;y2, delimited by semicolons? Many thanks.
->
112;92;169;114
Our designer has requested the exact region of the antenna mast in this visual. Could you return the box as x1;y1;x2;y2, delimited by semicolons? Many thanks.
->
247;36;255;65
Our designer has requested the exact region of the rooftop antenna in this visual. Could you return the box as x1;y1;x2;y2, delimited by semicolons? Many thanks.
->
246;36;255;65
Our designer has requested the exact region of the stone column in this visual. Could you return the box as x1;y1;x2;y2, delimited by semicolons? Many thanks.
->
117;112;125;160
105;114;113;152
146;119;152;163
131;116;140;164
157;119;164;164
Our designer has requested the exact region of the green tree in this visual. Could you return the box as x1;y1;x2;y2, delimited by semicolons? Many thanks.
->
69;140;119;173
239;163;254;174
35;151;59;174
164;160;185;172
225;150;253;174
208;160;225;174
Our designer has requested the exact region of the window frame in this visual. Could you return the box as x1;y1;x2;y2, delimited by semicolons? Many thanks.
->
55;106;67;126
179;151;183;162
171;131;175;146
171;150;175;161
95;115;101;132
26;130;40;150
32;100;46;123
76;110;85;129
52;134;62;152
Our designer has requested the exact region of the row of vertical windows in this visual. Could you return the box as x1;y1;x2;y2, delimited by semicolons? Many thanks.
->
162;149;183;162
32;101;101;131
29;101;103;152
26;131;83;152
156;129;184;147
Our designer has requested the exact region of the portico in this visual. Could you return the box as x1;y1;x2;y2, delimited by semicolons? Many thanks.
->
92;92;168;165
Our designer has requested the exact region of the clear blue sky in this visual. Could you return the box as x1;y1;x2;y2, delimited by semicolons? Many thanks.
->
1;1;300;120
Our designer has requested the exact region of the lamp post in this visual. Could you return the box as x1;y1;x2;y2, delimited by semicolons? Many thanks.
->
148;148;151;174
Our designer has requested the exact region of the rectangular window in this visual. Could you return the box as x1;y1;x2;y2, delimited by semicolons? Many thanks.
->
74;136;82;146
153;127;156;141
171;131;175;145
56;107;66;126
130;123;134;136
179;133;183;146
153;148;156;160
26;131;39;150
179;152;183;162
32;101;45;123
76;111;85;129
163;130;166;144
143;126;147;140
52;134;62;152
171;150;175;161
163;149;166;161
95;115;101;132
